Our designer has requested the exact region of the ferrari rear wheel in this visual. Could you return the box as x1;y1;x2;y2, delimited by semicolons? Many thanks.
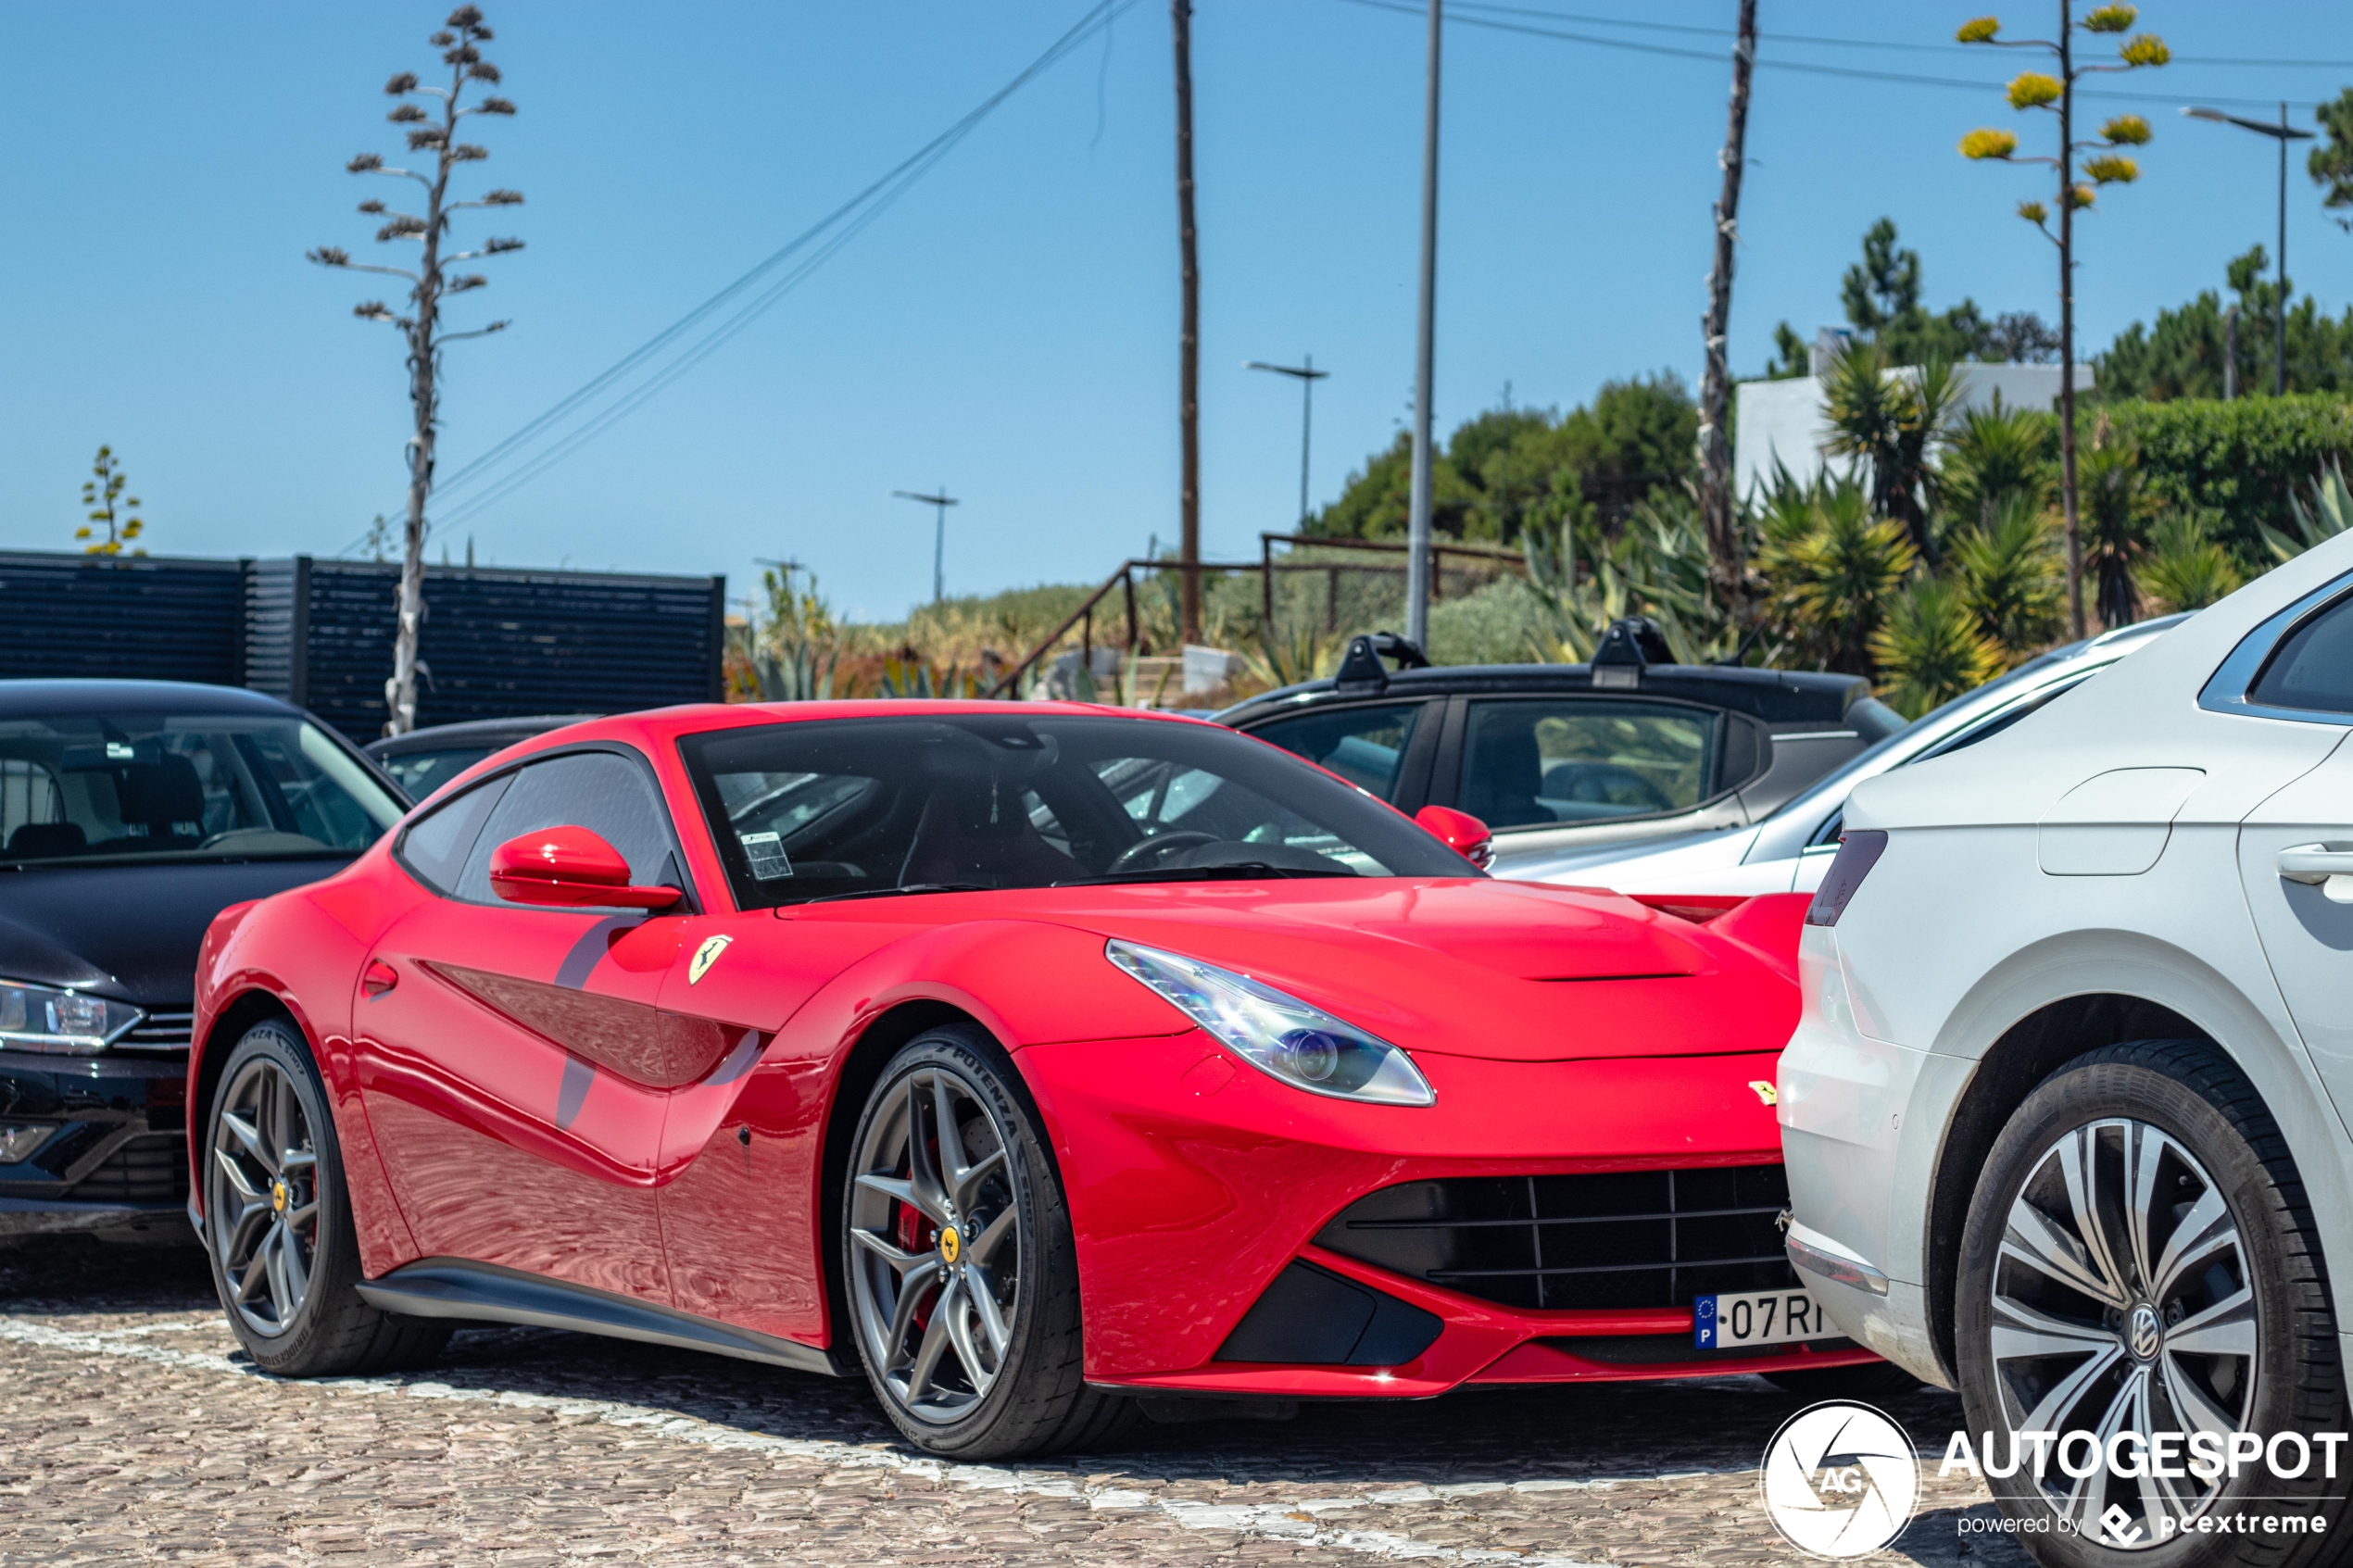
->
203;1019;451;1376
844;1024;1133;1458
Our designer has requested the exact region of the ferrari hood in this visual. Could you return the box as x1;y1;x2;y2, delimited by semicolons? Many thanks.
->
939;878;1800;1064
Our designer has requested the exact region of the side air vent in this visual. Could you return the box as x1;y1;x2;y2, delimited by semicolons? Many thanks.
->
1216;1261;1442;1367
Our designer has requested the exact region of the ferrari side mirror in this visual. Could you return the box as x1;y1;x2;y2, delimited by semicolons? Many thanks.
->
1414;805;1494;872
488;825;681;909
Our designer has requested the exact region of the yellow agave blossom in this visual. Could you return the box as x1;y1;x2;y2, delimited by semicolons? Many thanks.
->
2100;114;2152;145
2119;33;2171;67
2069;182;2097;208
2082;4;2137;31
1961;127;2019;160
1956;16;2001;43
2018;199;2049;224
2083;153;2140;183
2007;71;2063;110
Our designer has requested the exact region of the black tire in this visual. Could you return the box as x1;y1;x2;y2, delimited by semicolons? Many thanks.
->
202;1019;452;1377
1955;1040;2346;1568
1762;1361;1920;1399
841;1023;1135;1459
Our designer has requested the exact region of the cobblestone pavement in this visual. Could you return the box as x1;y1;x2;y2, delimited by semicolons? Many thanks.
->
0;1237;2031;1567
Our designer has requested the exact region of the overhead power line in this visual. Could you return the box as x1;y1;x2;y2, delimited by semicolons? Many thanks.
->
1446;0;2353;69
344;0;1145;552
1331;0;2334;109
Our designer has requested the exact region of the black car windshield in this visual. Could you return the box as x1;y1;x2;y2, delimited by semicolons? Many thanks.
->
680;712;1476;909
0;711;406;866
376;746;493;804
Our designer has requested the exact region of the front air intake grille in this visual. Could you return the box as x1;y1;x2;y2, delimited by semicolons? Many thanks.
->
1315;1165;1798;1311
119;1010;195;1050
69;1134;188;1204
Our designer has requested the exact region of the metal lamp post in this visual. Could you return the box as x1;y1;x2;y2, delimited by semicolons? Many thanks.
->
2183;103;2315;396
1404;0;1441;650
1244;357;1331;526
892;488;960;604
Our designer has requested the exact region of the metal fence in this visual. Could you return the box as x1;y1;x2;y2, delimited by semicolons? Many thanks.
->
0;550;724;741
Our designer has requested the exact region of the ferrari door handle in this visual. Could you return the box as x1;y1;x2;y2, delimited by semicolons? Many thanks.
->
361;960;398;998
2278;845;2353;884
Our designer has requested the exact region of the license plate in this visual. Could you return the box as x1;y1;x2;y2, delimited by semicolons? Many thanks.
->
1693;1286;1831;1349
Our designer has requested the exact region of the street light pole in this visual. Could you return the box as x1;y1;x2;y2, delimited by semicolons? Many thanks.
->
2184;104;2314;396
1245;357;1331;526
1404;0;1441;650
892;488;960;604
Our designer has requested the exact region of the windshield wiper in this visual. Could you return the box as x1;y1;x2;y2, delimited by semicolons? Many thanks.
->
1054;862;1357;887
799;883;995;905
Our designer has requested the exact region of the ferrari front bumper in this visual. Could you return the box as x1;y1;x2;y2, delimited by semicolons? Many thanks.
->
1015;1030;1881;1397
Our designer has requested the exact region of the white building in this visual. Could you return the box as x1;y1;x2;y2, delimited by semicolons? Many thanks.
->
1733;357;2095;503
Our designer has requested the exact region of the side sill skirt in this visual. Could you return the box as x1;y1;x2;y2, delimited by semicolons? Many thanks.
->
357;1257;848;1377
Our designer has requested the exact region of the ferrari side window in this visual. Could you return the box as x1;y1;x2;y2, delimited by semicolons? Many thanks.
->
396;773;513;895
679;714;1475;908
2249;593;2353;716
454;751;679;904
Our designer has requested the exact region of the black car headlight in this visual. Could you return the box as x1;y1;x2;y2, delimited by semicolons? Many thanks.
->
1105;939;1436;1106
0;979;145;1054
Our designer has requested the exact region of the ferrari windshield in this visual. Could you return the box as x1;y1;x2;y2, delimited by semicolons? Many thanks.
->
680;712;1476;908
0;711;405;866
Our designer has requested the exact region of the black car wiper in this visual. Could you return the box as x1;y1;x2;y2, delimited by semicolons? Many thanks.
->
798;883;995;905
1054;862;1357;887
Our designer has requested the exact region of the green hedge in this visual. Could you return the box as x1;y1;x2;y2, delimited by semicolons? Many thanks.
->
2094;395;2353;560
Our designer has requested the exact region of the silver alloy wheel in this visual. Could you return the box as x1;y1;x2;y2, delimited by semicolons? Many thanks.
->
1988;1116;2255;1546
847;1065;1021;1424
208;1055;321;1336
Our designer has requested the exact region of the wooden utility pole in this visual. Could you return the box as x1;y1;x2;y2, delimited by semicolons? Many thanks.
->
1697;0;1757;613
1172;0;1202;645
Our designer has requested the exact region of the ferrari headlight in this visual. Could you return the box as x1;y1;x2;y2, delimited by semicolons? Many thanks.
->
1105;940;1436;1106
0;979;144;1055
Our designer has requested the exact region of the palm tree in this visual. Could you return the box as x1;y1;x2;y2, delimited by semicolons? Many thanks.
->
1820;342;1962;561
1950;493;2067;659
1937;393;2053;530
1871;575;2005;718
2076;429;2153;627
1758;472;1919;675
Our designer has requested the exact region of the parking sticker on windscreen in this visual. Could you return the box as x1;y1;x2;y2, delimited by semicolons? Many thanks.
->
1695;1286;1829;1349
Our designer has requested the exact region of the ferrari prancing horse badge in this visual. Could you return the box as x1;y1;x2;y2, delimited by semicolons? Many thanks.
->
689;935;733;985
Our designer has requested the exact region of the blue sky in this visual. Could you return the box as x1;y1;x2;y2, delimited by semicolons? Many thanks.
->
3;2;2347;622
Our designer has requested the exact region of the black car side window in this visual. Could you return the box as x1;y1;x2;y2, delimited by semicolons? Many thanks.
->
454;751;680;904
1247;703;1425;800
2249;593;2353;716
396;774;512;895
1459;699;1719;830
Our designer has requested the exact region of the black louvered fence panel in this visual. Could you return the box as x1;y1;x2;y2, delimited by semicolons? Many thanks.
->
0;553;247;685
2;550;722;742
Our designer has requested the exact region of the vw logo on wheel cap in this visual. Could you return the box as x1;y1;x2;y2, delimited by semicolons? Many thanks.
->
2129;1303;2162;1361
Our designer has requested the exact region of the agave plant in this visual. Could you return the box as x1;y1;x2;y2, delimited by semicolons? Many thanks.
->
1522;491;1740;665
1869;574;2004;719
1949;493;2065;661
880;654;983;699
2137;512;2243;614
1241;619;1350;691
1820;342;1962;561
2263;460;2353;564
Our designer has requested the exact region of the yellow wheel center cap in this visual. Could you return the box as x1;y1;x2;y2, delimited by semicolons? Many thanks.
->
271;1179;288;1213
938;1225;961;1265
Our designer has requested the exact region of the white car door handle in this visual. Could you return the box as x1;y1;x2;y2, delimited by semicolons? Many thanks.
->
2278;845;2353;884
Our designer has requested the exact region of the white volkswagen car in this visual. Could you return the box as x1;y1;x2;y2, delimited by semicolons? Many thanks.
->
1782;534;2353;1558
1505;616;2187;900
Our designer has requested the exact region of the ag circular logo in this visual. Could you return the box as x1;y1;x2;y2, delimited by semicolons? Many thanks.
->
1759;1400;1920;1560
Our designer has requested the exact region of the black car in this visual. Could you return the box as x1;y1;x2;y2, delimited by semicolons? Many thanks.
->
0;681;408;1242
1216;622;1906;877
365;713;598;803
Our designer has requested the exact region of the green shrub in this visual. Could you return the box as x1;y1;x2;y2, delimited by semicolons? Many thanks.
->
2093;395;2353;562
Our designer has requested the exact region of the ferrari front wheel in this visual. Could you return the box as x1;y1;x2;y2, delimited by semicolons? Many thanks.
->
203;1018;451;1376
844;1024;1132;1458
